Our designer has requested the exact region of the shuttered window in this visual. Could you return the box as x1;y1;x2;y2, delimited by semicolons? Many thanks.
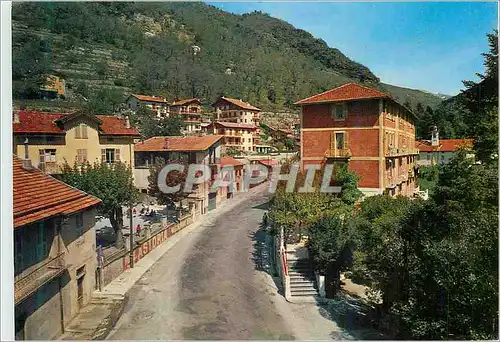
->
77;149;87;163
75;124;88;139
102;149;119;163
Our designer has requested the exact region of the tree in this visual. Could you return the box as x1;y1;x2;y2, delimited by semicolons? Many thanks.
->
86;87;125;114
12;34;51;99
147;158;190;206
461;30;498;162
60;161;139;248
308;210;354;297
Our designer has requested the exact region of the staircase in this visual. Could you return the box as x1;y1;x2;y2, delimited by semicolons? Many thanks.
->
287;258;319;300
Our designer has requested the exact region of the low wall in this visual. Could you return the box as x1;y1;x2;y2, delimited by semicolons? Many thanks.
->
100;214;193;286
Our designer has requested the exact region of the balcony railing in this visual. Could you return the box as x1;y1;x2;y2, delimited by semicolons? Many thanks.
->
325;148;352;159
180;109;201;115
15;253;66;304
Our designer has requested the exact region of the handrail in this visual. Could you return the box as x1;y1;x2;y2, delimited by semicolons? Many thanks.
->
280;247;288;276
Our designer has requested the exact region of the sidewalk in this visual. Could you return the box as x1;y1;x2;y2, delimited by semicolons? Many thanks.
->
59;184;268;340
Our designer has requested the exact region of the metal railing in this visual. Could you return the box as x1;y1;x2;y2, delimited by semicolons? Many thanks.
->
15;253;66;303
325;148;352;158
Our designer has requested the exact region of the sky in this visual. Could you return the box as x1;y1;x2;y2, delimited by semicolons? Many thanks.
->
208;1;497;96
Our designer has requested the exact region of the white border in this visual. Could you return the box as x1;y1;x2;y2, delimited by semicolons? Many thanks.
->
1;1;14;341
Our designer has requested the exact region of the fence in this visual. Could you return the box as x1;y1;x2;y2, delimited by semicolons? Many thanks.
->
98;213;194;287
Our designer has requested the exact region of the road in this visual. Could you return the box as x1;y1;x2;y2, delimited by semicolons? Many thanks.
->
107;186;297;340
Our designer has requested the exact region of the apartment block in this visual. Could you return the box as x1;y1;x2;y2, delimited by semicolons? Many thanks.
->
296;83;418;197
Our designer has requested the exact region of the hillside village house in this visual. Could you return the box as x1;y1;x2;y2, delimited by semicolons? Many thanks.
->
40;75;66;100
205;121;258;153
416;137;474;166
170;98;203;134
212;96;261;127
12;110;140;174
134;135;222;214
296;83;419;197
13;156;101;340
125;93;170;118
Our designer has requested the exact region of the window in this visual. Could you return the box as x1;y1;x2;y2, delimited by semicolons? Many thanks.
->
332;104;347;120
101;148;120;163
76;213;84;236
75;124;88;139
39;149;56;166
77;149;87;163
335;132;345;150
14;221;50;275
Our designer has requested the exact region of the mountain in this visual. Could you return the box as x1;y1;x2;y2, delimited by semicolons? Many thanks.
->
12;2;444;113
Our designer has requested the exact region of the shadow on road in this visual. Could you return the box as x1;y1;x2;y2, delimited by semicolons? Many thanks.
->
249;217;284;296
315;293;388;340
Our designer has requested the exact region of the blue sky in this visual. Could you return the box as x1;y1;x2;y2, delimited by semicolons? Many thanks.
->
207;2;497;95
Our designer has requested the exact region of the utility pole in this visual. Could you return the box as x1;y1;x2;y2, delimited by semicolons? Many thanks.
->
129;143;135;268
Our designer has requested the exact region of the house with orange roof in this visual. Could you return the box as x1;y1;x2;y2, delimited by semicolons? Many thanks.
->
416;127;474;166
125;93;170;118
134;135;223;214
13;110;140;174
212;96;262;137
296;82;419;198
170;98;203;134
13;156;101;340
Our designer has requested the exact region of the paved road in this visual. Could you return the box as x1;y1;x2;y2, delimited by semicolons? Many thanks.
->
107;187;296;340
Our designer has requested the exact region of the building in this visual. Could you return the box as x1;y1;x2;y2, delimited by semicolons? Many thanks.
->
220;156;244;197
125;94;170;118
212;96;261;127
13;110;140;174
134;135;222;214
170;98;203;134
416;133;474;166
40;75;66;99
13;156;101;340
205;121;258;153
295;83;419;197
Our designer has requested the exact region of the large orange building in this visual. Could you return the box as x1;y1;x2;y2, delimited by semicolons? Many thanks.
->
295;83;419;197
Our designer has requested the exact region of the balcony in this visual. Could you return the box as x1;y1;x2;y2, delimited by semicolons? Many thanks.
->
408;168;415;178
386;176;397;188
399;173;408;183
180;109;201;115
15;253;67;304
325;148;352;159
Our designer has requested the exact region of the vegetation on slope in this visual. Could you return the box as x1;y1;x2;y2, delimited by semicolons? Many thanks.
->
12;1;443;113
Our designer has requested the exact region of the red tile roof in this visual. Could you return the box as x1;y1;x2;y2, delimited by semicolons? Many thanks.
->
130;94;169;104
172;98;201;106
213;97;261;111
416;139;474;152
258;159;279;167
220;156;244;167
294;83;391;105
13;156;101;228
211;121;257;130
13;111;140;137
134;135;223;152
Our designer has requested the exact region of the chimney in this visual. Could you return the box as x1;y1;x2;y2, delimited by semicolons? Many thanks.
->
22;138;33;170
431;126;439;147
13;110;20;124
125;115;130;129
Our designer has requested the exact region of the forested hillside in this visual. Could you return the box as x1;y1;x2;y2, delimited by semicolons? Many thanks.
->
12;1;444;113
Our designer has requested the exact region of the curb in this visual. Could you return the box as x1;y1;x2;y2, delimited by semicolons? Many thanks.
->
91;293;129;340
